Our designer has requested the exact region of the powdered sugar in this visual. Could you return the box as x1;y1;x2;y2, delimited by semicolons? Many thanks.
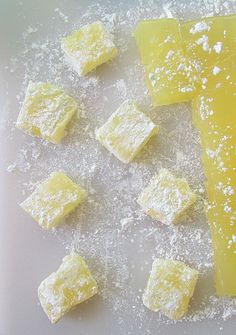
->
190;21;210;34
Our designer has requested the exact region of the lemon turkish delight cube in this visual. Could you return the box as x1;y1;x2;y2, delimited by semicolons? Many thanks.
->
20;172;87;229
61;21;118;76
137;169;196;225
96;100;158;163
38;253;98;323
143;259;199;320
16;82;78;143
134;19;199;106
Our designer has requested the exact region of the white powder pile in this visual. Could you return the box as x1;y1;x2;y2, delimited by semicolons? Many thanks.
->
2;0;236;333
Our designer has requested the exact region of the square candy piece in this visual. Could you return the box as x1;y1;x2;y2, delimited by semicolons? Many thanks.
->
16;82;78;143
96;100;158;163
143;259;199;320
38;253;98;323
20;172;87;229
61;21;118;76
137;169;196;225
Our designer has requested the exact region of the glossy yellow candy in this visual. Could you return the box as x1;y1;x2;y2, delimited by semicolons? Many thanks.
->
20;172;87;229
180;15;236;86
96;100;158;163
61;21;118;76
137;169;196;225
134;16;236;106
193;82;236;295
135;14;236;296
16;82;78;144
38;253;98;323
134;19;199;106
143;259;199;320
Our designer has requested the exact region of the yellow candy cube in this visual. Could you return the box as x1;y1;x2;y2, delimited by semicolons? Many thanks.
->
20;172;87;229
61;21;118;76
134;19;199;106
16;82;78;144
38;253;98;323
137;169;196;225
95;100;158;163
143;259;199;320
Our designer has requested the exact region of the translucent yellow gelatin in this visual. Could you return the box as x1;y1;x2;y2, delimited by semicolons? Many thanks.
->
206;203;236;296
20;172;87;229
143;259;199;320
193;85;236;296
96;100;158;163
134;19;199;106
192;55;236;174
16;82;78;144
38;253;98;323
137;169;196;225
202;53;236;92
61;21;118;76
180;15;236;85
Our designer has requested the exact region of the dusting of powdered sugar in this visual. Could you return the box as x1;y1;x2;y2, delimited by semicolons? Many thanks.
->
2;0;236;334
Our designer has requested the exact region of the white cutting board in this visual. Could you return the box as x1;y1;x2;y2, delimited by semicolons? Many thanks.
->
1;0;236;334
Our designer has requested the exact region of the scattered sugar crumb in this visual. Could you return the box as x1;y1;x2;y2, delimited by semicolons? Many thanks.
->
190;21;210;34
212;66;221;75
213;41;223;54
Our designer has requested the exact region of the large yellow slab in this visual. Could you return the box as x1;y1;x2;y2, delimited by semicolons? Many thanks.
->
180;15;236;85
134;16;236;106
38;253;98;323
193;85;236;296
134;19;200;106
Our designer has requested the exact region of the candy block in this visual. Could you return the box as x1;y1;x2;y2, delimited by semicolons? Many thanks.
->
137;169;196;225
193;88;236;295
16;82;78;143
134;19;199;106
192;54;236;183
20;172;87;229
95;100;158;163
61;21;118;76
143;259;199;320
206;203;236;296
201;53;236;92
38;253;98;323
180;15;236;83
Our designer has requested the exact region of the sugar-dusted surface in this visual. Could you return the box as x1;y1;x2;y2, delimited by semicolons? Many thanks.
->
143;259;199;319
16;81;78;143
21;171;87;229
61;21;118;76
134;19;200;106
137;169;196;225
96;100;158;163
1;1;236;334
